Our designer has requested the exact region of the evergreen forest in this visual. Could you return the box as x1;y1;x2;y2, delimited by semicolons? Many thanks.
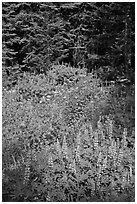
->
2;2;135;202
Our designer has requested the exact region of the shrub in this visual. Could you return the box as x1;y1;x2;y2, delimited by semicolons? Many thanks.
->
47;64;87;87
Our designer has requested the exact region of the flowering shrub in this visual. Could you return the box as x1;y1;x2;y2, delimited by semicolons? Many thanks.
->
2;65;135;201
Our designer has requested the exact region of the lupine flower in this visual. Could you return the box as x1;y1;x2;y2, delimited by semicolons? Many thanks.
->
62;135;68;159
76;131;81;162
91;179;95;193
23;166;30;185
131;128;135;138
46;191;51;202
110;178;115;189
23;149;31;185
100;129;105;142
43;172;50;184
102;156;108;170
48;154;54;168
89;124;94;140
107;118;113;140
84;128;89;138
24;160;30;181
97;163;103;176
94;131;98;151
31;149;37;162
21;154;25;164
116;138;120;150
129;166;132;178
96;164;102;189
97;151;102;166
123;171;129;189
56;138;62;156
116;148;123;167
72;159;76;174
69;159;76;174
97;116;102;130
127;172;130;184
76;145;81;162
76;131;81;146
110;139;117;163
122;128;127;148
8;155;18;171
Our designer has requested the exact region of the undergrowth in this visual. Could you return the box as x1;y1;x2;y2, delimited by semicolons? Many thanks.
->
2;65;135;201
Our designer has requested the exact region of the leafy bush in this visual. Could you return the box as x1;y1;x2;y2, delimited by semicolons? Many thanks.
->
47;64;87;86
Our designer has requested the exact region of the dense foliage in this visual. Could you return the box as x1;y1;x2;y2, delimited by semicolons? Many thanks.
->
3;2;135;85
2;2;134;202
2;65;135;201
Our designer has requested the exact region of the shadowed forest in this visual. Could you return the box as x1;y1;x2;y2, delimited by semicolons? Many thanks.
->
2;2;135;202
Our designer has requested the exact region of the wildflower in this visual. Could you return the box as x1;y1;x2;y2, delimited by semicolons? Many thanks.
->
76;145;81;162
108;119;113;140
56;138;62;156
102;156;108;170
10;155;17;170
97;151;102;166
75;131;81;162
100;129;105;142
23;166;30;184
43;171;50;184
62;135;68;159
46;191;51;202
127;172;130;184
21;154;25;164
122;128;127;148
23;149;31;185
97;164;102;188
116;138;120;150
97;163;103;176
48;154;54;168
97;116;102;130
110;139;117;164
31;149;37;162
122;170;128;188
129;166;132;178
84;128;89;138
116;148;123;167
131;128;135;138
89;124;94;140
76;131;81;146
94;131;98;151
69;159;76;174
110;178;115;189
91;179;95;193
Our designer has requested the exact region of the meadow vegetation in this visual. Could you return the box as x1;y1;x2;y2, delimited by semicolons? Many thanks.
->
2;65;135;202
